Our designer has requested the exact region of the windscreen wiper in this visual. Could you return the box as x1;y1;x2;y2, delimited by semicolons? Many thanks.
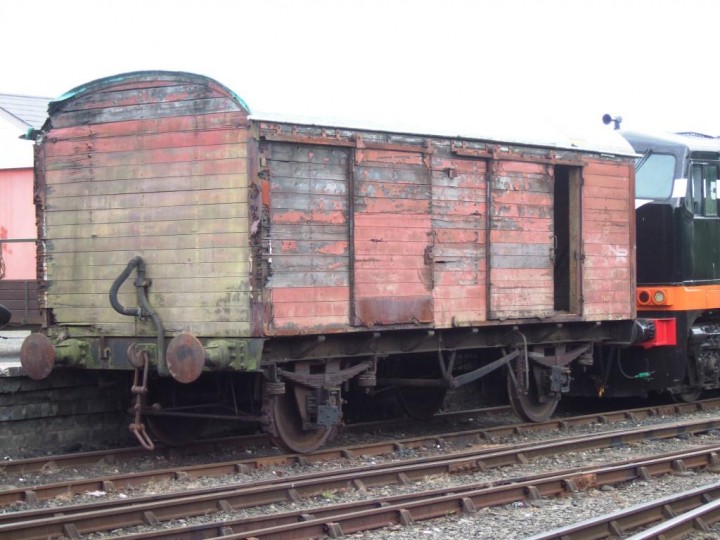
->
635;148;653;172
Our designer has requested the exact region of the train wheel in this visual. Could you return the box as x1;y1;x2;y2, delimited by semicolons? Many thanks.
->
397;387;447;420
672;388;702;403
263;383;337;454
506;367;559;422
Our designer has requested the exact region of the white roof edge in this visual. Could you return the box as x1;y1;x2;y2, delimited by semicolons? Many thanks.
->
623;129;720;153
250;111;637;157
0;108;30;130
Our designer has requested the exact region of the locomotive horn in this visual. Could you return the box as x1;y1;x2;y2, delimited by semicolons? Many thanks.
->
602;113;623;130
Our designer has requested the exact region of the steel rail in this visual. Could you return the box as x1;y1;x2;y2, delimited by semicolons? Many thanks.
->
108;446;720;540
527;481;720;540
2;394;715;478
1;398;713;479
626;498;720;539
95;452;720;540
0;402;717;508
0;398;720;478
1;403;719;510
0;405;511;474
0;433;267;474
1;417;720;539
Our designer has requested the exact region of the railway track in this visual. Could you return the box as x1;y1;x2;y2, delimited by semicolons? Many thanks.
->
0;399;717;505
1;412;720;539
185;450;720;540
0;405;511;474
528;481;720;539
2;398;715;478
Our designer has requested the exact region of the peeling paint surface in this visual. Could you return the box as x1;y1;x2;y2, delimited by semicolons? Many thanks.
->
261;125;635;334
40;73;251;337
353;148;433;325
489;161;554;319
36;73;635;347
266;144;351;331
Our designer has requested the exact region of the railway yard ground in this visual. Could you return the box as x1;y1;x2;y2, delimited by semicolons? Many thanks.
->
1;374;720;538
3;331;720;538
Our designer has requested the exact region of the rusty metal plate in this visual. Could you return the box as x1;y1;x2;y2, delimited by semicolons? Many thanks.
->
354;296;433;326
165;333;205;383
20;333;56;380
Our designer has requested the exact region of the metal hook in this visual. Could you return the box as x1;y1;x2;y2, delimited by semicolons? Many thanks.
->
129;350;155;450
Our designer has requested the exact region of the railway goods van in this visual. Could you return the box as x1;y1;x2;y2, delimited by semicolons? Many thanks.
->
20;71;649;452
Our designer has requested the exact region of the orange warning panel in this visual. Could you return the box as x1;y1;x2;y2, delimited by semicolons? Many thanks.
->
637;284;720;312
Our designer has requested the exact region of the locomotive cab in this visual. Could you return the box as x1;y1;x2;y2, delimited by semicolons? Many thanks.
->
601;131;720;400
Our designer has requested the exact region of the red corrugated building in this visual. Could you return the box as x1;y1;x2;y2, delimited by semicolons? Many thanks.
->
0;93;50;326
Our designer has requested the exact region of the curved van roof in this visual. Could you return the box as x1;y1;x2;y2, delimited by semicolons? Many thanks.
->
46;70;635;157
621;130;720;154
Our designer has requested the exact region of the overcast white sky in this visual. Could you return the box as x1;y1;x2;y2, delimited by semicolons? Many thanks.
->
2;0;718;136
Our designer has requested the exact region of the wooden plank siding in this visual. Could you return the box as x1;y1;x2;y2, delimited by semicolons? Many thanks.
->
265;144;351;332
431;154;487;326
581;160;634;318
489;161;555;319
39;72;636;342
41;74;251;337
258;128;635;333
51;98;241;130
353;150;433;326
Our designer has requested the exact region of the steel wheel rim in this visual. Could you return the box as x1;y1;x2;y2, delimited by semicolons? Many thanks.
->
507;369;559;422
270;385;333;453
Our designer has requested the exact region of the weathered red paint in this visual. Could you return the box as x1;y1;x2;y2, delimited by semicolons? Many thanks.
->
317;241;349;255
272;287;349;303
48;112;246;142
34;71;637;343
48;129;247;157
258;128;634;332
281;240;298;252
271;209;346;225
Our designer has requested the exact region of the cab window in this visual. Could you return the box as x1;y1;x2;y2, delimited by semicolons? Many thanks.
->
689;163;719;216
635;153;675;199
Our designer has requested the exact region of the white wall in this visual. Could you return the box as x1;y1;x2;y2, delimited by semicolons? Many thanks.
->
0;112;33;169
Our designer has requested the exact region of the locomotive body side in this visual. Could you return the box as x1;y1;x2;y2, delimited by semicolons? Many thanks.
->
601;131;720;400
